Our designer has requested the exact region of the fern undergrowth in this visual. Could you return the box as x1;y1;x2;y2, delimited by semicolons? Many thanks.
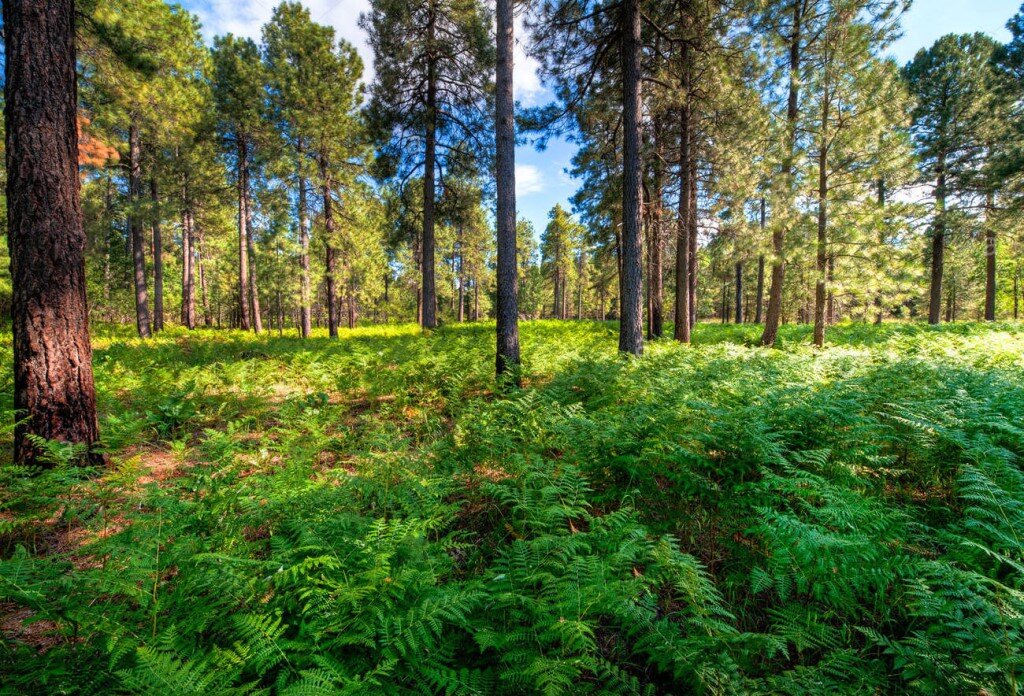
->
1;321;1022;694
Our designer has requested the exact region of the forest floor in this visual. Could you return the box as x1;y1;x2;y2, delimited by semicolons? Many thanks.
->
1;320;1023;694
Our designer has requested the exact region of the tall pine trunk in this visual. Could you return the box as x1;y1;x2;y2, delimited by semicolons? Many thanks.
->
422;1;438;329
237;137;252;330
761;0;803;346
129;122;151;338
181;203;195;329
688;159;698;329
5;0;101;464
755;197;766;323
984;190;996;321
198;228;211;326
674;29;692;344
298;143;312;338
813;78;829;348
648;114;664;339
457;229;466;322
928;159;946;324
321;160;339;337
618;0;644;355
150;177;164;332
247;205;263;334
734;262;743;324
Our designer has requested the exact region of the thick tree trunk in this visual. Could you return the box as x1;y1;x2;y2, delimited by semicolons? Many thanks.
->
617;0;644;355
928;163;946;324
5;0;101;464
984;191;996;321
129;122;151;338
297;139;312;338
321;161;339;337
150;177;164;332
761;0;803;346
237;138;252;331
422;3;439;329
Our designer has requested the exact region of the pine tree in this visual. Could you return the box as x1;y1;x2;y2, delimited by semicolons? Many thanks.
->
4;0;101;464
904;34;1001;324
212;34;269;333
495;0;521;379
362;0;495;329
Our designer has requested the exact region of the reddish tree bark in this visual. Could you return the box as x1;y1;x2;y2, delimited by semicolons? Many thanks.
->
5;0;101;465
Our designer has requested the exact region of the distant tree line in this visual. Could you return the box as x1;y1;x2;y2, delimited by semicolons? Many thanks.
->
8;0;1024;461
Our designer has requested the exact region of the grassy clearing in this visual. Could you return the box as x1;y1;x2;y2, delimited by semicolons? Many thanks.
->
1;321;1023;694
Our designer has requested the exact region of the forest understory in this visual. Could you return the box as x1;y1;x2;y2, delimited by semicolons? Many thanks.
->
1;320;1022;694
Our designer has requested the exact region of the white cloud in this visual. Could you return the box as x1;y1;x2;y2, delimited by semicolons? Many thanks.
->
187;0;373;80
515;164;543;196
187;1;549;104
512;15;546;107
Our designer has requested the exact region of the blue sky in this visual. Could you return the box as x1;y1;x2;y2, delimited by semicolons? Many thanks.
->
180;0;1021;235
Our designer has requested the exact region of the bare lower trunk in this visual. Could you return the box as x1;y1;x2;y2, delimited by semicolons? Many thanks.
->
129;122;151;338
734;262;743;324
422;2;438;329
237;138;251;331
755;198;765;324
298;140;312;338
322;160;339;337
5;0;101;464
150;177;164;332
984;191;996;321
928;162;946;324
688;158;698;330
761;0;803;346
457;234;466;322
618;0;644;355
674;99;691;343
648;114;664;339
1013;270;1019;320
247;211;263;334
181;204;195;329
346;274;356;329
813;82;829;348
198;229;211;326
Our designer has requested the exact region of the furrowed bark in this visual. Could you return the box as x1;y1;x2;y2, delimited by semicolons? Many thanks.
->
5;0;101;465
422;0;438;329
619;0;644;355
